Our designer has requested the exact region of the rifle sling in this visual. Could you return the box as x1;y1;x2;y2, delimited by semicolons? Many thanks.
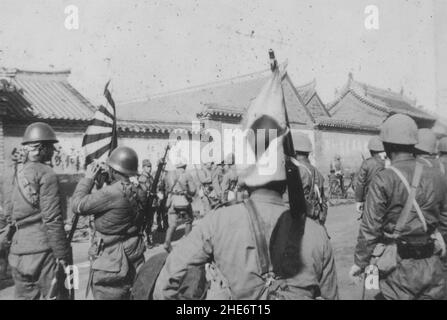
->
244;199;270;275
14;171;39;210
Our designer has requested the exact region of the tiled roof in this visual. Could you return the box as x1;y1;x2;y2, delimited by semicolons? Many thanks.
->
118;70;315;125
296;79;317;105
329;74;435;121
117;119;196;134
315;118;380;133
0;68;95;121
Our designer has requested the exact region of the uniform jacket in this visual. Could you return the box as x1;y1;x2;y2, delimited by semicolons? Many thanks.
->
284;158;328;223
71;177;146;271
354;155;385;202
4;162;70;259
137;172;153;193
220;167;238;199
354;154;447;268
72;177;146;236
196;168;220;197
163;170;197;209
417;155;445;174
154;188;339;300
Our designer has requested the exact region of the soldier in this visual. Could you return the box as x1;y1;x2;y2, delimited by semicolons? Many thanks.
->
1;122;71;299
285;132;328;225
414;129;443;171
163;162;197;253
153;64;338;300
350;114;447;300
196;161;220;216
71;146;146;300
220;153;239;202
354;136;385;216
138;159;155;247
154;168;169;232
330;154;345;193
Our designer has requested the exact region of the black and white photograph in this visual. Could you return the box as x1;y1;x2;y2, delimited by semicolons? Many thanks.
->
0;0;447;303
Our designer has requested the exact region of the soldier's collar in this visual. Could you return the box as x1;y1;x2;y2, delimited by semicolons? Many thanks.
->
391;153;414;164
250;188;284;204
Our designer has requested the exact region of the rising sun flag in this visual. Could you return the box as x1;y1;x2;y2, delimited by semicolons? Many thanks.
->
82;80;118;165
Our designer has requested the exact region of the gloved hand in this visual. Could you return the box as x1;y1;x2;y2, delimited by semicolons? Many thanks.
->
349;264;363;283
356;202;364;214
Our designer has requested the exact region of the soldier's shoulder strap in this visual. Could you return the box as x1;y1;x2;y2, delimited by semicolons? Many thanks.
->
290;158;312;176
389;162;427;235
212;198;243;212
244;199;270;274
14;168;40;209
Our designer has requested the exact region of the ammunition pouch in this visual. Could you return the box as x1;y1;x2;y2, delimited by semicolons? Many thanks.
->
371;243;398;276
372;236;435;276
396;238;434;260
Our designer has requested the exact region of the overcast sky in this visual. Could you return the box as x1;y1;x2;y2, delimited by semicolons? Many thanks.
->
0;0;442;113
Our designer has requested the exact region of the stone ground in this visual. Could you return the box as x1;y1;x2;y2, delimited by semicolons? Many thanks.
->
0;203;362;300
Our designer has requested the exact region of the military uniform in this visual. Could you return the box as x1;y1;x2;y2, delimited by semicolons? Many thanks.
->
354;155;385;203
72;177;146;300
154;188;339;300
354;153;447;299
164;169;196;229
196;166;220;215
72;147;146;300
4;162;70;299
284;158;328;224
417;155;445;173
137;171;155;239
220;166;239;202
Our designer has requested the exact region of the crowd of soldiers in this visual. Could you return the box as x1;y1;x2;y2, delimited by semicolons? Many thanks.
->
1;110;447;299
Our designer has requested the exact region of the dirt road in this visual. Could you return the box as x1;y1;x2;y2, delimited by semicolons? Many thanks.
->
0;203;362;300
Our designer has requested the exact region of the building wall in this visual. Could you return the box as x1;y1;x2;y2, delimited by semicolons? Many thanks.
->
314;129;375;176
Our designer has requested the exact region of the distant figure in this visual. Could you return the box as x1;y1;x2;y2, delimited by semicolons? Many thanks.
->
330;154;344;192
354;136;385;216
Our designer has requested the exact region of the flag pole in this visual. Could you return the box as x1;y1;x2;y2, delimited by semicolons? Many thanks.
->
268;49;306;222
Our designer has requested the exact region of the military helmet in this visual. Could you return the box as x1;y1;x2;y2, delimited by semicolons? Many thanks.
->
291;131;312;153
107;146;139;176
22;122;58;145
415;129;437;154
380;114;418;145
142;159;152;167
367;136;384;152
175;162;187;169
438;137;447;153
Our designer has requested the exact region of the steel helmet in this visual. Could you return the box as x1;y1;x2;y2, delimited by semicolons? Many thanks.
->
22;122;58;145
380;114;418;145
415;129;437;154
367;136;384;152
291;131;312;153
439;137;447;153
106;146;139;176
142;159;152;167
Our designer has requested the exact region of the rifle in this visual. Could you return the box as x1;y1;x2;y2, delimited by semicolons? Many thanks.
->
143;144;171;234
269;49;306;222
